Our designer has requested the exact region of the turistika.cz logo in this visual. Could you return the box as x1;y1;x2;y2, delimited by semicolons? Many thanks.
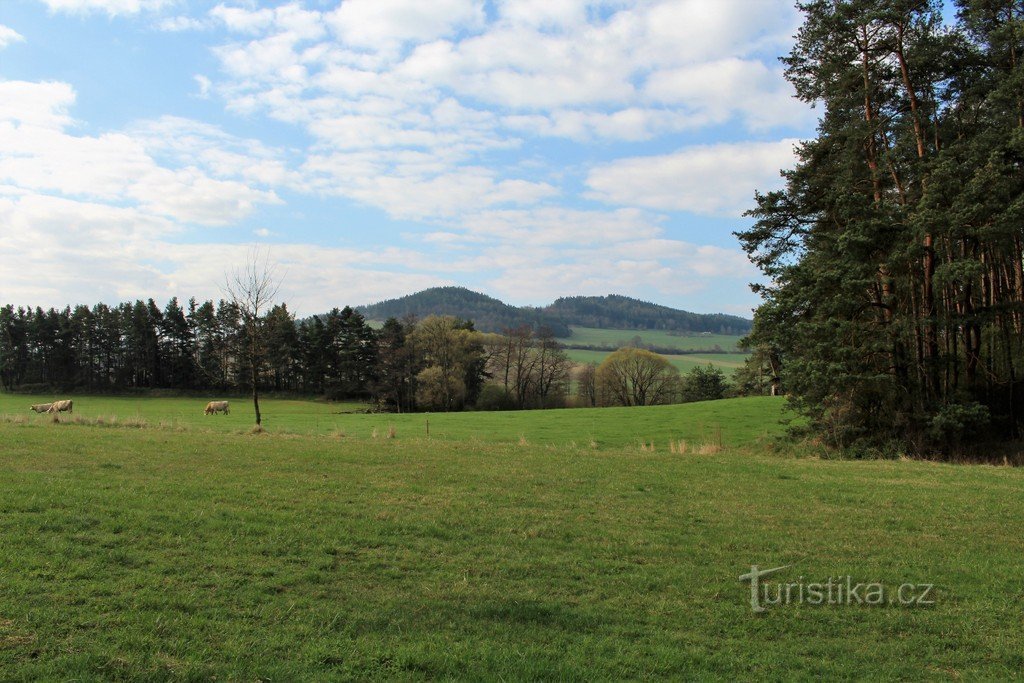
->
739;564;935;613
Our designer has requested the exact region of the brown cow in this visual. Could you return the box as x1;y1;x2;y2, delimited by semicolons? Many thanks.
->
47;400;73;414
204;400;230;415
29;403;53;413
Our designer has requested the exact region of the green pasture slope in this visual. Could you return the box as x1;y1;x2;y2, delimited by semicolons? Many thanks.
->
0;394;780;447
0;397;1022;678
565;349;747;376
559;326;745;352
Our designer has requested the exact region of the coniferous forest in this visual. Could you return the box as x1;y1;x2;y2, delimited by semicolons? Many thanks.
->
0;297;573;412
0;299;378;399
739;0;1024;455
0;297;735;413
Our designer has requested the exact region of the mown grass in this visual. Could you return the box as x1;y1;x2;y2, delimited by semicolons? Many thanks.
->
559;326;745;352
0;394;786;447
565;348;748;375
0;421;1021;679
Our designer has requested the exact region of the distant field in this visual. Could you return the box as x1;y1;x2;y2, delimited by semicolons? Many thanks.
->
0;410;1021;678
559;326;745;352
566;348;748;375
1;394;785;448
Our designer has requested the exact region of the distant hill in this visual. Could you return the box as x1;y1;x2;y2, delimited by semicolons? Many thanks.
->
358;287;751;336
544;295;751;335
357;287;571;336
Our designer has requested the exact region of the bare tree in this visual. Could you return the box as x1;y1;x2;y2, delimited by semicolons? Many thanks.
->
223;247;281;427
575;362;597;407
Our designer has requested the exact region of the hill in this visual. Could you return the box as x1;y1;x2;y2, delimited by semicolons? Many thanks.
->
358;287;751;336
357;287;570;336
545;295;751;334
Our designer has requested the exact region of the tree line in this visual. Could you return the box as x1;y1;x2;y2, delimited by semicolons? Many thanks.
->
358;287;571;336
738;0;1024;456
0;298;732;411
545;295;752;335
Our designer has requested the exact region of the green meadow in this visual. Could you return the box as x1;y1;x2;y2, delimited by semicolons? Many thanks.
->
565;349;747;376
559;326;745;352
1;394;781;447
0;394;1022;679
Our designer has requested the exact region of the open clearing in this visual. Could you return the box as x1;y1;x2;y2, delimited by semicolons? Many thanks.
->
565;349;747;375
1;394;782;446
0;396;1022;678
558;326;745;352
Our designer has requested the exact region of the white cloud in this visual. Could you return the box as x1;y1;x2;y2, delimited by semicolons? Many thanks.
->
210;4;276;34
0;191;451;312
484;238;755;306
194;74;212;98
495;0;590;29
38;0;174;16
0;1;801;312
0;80;75;129
129;115;298;187
326;0;485;51
644;58;811;131
305;160;558;220
195;0;810;226
585;139;799;216
456;207;662;246
0;82;282;226
0;25;25;49
505;107;700;142
158;15;209;32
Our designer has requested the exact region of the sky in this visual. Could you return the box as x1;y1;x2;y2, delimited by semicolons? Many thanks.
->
0;0;817;316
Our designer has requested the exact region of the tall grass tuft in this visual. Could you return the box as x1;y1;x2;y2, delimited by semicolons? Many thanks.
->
669;439;688;454
695;441;722;455
386;425;396;439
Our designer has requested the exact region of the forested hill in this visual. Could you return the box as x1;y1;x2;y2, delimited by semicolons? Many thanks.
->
544;295;751;334
358;287;751;335
357;287;571;336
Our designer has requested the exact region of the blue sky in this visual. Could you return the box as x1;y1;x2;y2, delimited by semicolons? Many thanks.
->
0;0;817;316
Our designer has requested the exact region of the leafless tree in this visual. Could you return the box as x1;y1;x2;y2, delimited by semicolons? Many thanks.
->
223;247;281;427
575;362;597;407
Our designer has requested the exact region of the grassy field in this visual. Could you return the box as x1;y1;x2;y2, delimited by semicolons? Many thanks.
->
0;394;782;447
559;326;745;352
565;349;748;376
0;403;1022;679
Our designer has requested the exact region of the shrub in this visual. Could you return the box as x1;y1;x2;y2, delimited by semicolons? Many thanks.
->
929;401;990;453
475;384;516;411
680;365;728;402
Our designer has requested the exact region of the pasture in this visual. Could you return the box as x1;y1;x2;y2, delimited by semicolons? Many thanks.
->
0;394;783;447
0;395;1021;679
559;326;745;352
565;349;748;376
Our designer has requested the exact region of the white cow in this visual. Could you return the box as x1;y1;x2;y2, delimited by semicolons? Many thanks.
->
29;403;53;413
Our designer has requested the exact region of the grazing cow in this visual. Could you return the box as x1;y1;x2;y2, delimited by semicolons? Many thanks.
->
204;400;230;415
47;399;73;414
29;403;53;413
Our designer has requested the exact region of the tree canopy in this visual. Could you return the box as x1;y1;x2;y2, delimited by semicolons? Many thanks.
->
738;0;1024;456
